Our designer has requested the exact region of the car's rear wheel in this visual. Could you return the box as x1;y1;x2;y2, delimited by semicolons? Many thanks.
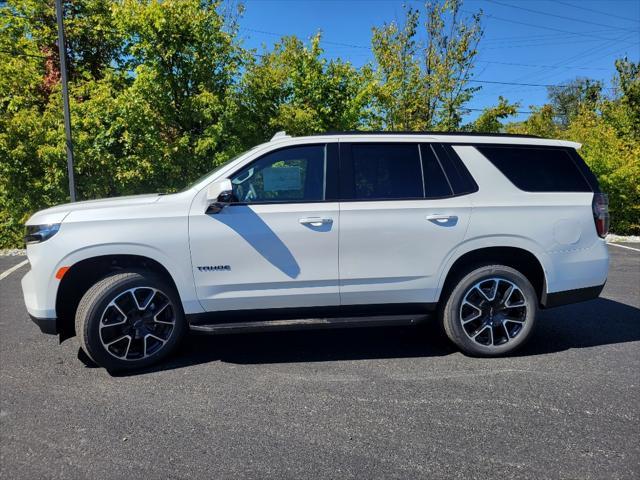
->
440;265;537;356
75;271;185;371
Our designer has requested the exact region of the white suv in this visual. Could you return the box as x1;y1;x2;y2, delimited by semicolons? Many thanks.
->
22;132;610;371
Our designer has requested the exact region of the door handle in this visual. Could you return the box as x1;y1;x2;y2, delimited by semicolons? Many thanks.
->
299;217;333;227
427;214;458;224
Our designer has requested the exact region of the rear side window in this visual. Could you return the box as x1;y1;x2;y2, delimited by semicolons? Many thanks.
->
476;146;592;192
348;143;423;200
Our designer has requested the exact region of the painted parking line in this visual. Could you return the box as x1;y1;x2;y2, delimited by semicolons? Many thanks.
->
0;260;28;281
607;243;640;253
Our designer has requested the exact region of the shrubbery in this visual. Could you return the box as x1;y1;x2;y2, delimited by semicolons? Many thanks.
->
1;0;638;247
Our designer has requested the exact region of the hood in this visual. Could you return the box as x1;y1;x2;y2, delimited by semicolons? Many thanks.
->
26;193;162;225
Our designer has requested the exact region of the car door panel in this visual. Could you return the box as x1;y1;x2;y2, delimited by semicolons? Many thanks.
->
190;202;339;311
338;141;472;306
339;199;470;305
189;143;340;312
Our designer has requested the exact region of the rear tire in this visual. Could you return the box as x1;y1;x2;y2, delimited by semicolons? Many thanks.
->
75;270;185;371
439;265;537;356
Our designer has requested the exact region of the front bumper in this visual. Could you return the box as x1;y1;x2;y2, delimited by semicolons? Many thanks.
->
21;267;58;320
29;314;58;335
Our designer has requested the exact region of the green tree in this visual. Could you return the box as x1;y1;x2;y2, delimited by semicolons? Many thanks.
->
1;0;245;247
234;34;376;145
506;59;640;235
604;57;640;141
1;0;637;248
371;0;482;130
506;104;560;138
470;96;519;133
547;78;602;128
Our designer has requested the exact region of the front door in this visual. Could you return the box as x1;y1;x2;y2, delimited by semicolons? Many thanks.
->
189;143;340;312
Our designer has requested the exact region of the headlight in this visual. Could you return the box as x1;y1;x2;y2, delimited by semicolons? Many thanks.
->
24;224;61;245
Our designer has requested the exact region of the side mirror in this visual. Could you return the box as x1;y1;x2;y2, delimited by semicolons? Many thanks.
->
205;179;234;214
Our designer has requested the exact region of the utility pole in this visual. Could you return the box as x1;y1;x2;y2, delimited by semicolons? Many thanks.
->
55;0;76;202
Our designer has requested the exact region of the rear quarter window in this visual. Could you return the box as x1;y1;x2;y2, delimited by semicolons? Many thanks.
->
431;144;478;195
476;146;593;192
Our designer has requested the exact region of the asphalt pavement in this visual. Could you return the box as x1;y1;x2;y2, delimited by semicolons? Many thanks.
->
1;246;638;479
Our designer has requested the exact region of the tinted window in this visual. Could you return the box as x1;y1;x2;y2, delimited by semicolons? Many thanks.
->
230;145;326;202
477;146;591;192
433;144;478;195
420;145;453;198
350;143;423;200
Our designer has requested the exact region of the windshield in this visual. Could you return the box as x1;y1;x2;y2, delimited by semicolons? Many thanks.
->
180;148;254;192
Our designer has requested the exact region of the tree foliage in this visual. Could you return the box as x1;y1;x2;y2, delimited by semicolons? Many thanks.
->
507;58;640;234
547;78;602;128
0;0;637;247
470;96;519;133
371;0;482;130
235;34;375;144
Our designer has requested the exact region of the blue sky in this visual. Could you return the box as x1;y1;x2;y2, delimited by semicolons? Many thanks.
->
237;0;640;122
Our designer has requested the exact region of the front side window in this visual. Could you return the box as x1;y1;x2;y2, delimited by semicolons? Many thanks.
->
349;143;424;200
230;145;326;203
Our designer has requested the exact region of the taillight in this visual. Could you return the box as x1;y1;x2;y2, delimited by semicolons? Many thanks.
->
592;193;609;238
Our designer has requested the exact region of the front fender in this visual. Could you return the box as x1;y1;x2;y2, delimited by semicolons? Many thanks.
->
50;243;203;316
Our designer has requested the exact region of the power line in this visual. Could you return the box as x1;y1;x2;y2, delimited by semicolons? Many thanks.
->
481;28;622;44
243;27;370;50
470;10;631;42
553;0;640;25
467;107;533;114
523;31;637;85
476;59;608;71
470;79;567;88
482;38;610;50
477;33;631;97
484;0;639;33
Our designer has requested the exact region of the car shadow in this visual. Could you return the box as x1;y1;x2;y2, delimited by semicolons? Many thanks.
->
103;297;640;377
515;297;640;356
212;205;301;279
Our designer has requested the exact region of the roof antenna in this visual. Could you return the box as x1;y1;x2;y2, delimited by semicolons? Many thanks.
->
270;131;290;141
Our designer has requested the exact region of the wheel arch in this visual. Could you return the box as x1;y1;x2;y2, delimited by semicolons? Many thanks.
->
55;253;186;340
437;244;548;306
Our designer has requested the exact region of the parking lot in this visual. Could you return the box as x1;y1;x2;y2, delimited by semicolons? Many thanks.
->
1;245;638;479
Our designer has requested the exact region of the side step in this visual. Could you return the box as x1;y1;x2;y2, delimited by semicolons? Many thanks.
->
189;314;429;335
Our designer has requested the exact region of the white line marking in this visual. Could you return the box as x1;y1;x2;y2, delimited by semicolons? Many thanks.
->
607;243;640;253
0;260;28;281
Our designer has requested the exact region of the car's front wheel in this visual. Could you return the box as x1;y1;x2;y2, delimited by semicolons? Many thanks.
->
440;265;537;356
75;270;186;371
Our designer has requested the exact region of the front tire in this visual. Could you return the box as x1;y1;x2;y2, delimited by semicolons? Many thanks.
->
440;265;537;356
75;271;186;371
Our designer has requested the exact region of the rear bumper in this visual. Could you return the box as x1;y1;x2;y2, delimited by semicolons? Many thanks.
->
541;283;605;308
29;314;58;335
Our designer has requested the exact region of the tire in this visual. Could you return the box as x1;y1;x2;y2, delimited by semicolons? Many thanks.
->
75;270;186;371
439;265;537;356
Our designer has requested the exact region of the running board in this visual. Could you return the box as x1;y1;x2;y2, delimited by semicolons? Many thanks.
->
189;314;429;335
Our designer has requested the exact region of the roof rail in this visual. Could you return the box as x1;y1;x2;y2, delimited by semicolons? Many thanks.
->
270;131;290;141
309;130;541;139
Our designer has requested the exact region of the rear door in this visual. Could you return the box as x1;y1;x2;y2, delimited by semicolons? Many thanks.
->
338;142;474;307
